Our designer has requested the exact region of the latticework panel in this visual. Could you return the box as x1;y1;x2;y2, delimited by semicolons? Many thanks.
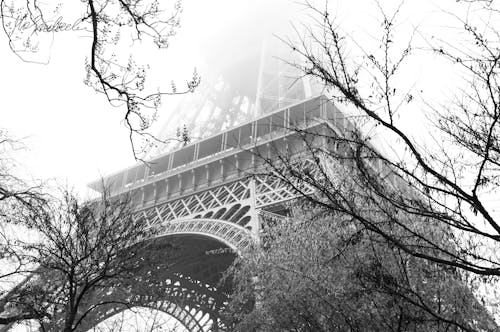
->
154;218;256;253
85;302;211;332
254;174;313;208
137;179;253;227
130;173;311;252
75;272;228;332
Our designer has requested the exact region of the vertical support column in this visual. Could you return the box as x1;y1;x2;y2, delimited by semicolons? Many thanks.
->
221;132;227;151
235;154;240;177
251;148;256;172
219;160;224;182
251;121;257;144
191;169;196;192
205;164;210;187
284;137;289;159
152;182;157;203
247;177;261;244
140;187;146;207
165;179;169;199
194;142;200;161
168;153;174;170
249;178;264;312
178;174;183;195
238;125;242;147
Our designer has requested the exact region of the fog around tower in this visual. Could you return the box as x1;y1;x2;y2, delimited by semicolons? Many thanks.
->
144;0;317;157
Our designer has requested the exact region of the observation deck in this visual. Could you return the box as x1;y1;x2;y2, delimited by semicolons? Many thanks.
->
89;95;354;209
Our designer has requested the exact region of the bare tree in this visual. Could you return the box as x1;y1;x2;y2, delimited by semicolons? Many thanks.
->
0;0;200;159
0;188;153;331
0;130;46;289
227;202;497;331
266;0;500;278
0;130;45;217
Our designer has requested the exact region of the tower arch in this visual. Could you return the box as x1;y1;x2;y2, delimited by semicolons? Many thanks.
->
73;234;238;332
146;218;257;254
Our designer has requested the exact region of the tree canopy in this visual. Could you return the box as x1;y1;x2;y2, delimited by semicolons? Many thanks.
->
227;203;497;331
0;188;151;331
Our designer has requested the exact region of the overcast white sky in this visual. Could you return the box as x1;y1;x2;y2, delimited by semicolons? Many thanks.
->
0;0;463;195
0;0;303;195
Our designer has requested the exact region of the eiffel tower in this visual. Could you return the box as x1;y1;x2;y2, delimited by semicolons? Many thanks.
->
0;38;355;331
82;39;337;331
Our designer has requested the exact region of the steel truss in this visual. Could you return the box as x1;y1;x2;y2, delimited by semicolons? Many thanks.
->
138;179;252;226
152;218;256;253
0;174;303;332
134;173;305;251
75;272;229;332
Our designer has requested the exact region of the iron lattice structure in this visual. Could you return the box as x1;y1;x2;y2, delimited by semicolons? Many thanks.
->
84;96;350;331
0;37;355;331
73;235;237;332
0;95;355;332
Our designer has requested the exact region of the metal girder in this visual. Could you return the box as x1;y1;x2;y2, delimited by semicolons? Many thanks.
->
137;179;253;226
149;218;257;253
74;272;229;332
